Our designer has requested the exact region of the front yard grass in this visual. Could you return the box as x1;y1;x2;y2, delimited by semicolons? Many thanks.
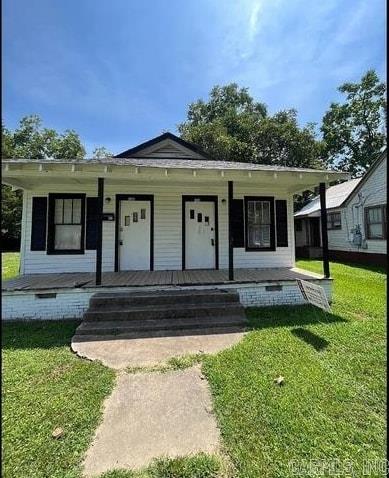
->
2;321;116;478
1;252;20;280
203;260;386;477
2;260;386;477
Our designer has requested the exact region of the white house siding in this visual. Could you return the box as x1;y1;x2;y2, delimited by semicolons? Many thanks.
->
328;157;387;255
21;181;295;274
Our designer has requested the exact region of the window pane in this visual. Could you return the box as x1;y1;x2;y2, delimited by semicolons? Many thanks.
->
368;207;382;223
369;223;383;238
63;199;73;223
72;199;82;223
248;224;270;247
248;201;256;224
54;225;82;250
261;202;270;223
55;199;63;224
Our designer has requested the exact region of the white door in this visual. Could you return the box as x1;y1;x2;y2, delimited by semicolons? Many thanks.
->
185;201;216;269
119;200;151;270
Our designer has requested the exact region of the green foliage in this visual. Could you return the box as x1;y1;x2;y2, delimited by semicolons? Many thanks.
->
2;115;86;159
99;453;224;478
321;70;386;176
1;186;22;248
126;353;206;374
178;83;324;169
93;146;114;158
2;252;20;279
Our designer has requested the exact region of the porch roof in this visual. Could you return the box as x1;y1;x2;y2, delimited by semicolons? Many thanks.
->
2;158;349;194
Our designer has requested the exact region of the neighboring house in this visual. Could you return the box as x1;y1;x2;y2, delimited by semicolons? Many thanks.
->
295;150;387;267
2;132;347;320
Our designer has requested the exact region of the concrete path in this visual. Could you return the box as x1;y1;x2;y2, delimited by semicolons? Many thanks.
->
83;366;220;476
72;331;245;369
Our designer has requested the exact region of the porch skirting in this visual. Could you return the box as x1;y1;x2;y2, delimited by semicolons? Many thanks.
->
2;279;332;321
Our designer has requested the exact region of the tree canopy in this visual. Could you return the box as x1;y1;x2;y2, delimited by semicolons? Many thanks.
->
178;83;324;169
2;115;86;159
321;70;386;176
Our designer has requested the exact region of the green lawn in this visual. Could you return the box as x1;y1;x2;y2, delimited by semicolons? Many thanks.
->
203;260;386;477
2;259;386;477
2;321;116;478
2;252;20;280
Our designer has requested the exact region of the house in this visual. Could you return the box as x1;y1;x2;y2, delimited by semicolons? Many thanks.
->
2;132;347;321
295;149;387;267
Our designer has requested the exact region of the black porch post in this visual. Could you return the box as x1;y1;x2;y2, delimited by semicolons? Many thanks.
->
319;182;330;278
228;181;234;281
95;177;104;285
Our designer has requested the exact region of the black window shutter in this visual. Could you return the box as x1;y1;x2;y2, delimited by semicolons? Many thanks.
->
86;197;99;250
276;200;288;247
231;199;245;247
31;197;47;251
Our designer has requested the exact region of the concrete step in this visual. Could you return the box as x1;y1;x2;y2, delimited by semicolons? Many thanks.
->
75;315;247;336
89;289;239;308
72;325;246;341
84;302;245;321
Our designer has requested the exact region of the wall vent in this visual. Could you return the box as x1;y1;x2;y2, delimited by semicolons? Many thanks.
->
35;293;57;299
265;285;282;292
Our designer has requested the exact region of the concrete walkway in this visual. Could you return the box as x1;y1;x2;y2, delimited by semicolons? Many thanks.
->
72;331;245;369
83;366;220;476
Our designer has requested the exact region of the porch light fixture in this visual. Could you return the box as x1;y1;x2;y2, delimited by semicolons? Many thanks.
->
221;199;226;204
105;197;111;204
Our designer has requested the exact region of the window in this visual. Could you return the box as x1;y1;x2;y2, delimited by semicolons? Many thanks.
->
365;205;387;240
244;197;275;250
328;212;342;230
47;194;85;254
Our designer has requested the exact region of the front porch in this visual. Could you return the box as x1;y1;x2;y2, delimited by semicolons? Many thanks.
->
2;267;332;321
3;266;325;291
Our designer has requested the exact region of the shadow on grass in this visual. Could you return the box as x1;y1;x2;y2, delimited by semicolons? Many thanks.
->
246;304;347;331
2;319;80;350
291;327;329;351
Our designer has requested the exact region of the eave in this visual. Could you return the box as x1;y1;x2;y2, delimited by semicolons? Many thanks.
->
1;160;350;194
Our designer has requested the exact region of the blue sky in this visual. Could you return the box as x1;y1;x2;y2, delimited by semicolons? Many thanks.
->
3;0;386;156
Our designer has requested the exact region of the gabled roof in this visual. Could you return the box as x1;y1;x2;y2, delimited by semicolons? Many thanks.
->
294;178;362;217
115;132;211;159
295;149;387;218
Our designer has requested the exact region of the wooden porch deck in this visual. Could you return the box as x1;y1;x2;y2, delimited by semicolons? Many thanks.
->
2;267;325;292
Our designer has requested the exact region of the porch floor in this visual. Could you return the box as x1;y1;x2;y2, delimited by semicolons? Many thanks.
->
2;267;325;291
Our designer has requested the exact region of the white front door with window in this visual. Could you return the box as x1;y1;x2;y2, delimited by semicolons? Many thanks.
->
185;201;216;269
119;200;151;270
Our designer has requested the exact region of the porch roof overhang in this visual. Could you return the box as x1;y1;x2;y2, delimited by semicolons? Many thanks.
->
1;158;349;194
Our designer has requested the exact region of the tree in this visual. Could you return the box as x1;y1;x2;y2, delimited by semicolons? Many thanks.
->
321;70;386;176
1;115;88;250
92;146;113;159
3;115;86;159
178;83;324;168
